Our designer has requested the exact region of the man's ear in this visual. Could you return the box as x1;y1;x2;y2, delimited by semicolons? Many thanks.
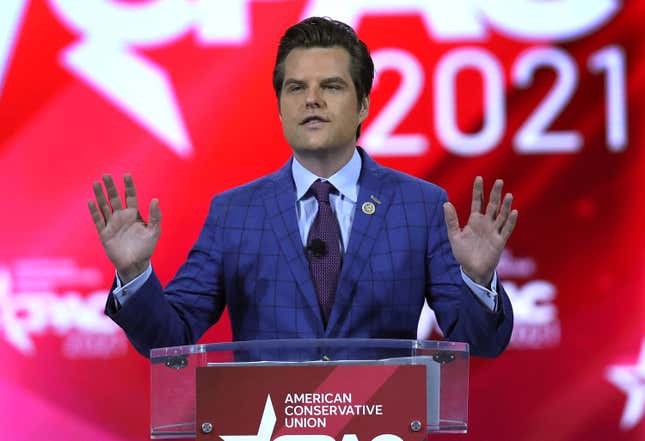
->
359;97;370;123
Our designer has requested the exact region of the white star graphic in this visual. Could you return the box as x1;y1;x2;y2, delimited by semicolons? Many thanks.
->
2;1;286;158
607;338;645;430
220;395;276;441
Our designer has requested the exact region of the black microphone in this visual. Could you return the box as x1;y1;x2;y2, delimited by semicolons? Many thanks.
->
307;238;327;257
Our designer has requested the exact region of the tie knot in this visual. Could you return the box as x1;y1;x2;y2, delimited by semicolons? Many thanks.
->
309;180;336;203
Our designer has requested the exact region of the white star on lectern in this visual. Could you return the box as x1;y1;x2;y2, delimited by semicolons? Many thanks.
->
606;338;645;430
220;395;276;441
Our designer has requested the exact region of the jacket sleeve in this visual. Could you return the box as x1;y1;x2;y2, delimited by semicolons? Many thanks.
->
105;197;227;357
425;189;514;358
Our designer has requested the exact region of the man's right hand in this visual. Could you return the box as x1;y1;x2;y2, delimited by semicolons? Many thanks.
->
88;174;161;284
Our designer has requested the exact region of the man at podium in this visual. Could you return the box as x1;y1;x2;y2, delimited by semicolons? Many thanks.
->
89;17;517;358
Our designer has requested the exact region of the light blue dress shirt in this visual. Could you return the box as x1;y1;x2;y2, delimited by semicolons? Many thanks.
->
114;149;498;311
291;148;361;252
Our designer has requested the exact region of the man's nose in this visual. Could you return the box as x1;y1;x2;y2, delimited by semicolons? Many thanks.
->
305;87;323;107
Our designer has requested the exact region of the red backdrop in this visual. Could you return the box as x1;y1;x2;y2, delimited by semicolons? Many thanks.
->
0;1;643;440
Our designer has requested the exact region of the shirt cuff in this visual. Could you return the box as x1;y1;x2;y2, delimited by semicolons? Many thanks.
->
460;267;498;312
113;263;152;306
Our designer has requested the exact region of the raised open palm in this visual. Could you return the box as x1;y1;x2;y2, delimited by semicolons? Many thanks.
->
88;174;161;283
443;177;518;286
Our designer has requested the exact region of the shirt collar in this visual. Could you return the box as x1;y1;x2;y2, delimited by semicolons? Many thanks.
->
292;149;361;203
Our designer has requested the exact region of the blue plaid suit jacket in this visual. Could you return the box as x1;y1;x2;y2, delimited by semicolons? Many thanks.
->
107;149;513;358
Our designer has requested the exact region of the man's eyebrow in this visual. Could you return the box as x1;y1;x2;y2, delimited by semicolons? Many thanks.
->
284;79;306;87
283;77;349;86
320;77;349;85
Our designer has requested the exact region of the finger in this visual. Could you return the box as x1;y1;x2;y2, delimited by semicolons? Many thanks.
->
485;179;503;219
501;209;518;241
443;202;460;237
102;174;123;211
494;193;513;232
148;198;162;230
470;176;484;214
124;174;145;223
124;174;139;209
92;180;112;222
88;200;106;233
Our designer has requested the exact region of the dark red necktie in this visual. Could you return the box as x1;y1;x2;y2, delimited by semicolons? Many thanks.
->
306;180;342;325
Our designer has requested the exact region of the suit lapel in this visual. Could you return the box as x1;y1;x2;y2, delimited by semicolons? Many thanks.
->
326;149;395;334
262;160;324;333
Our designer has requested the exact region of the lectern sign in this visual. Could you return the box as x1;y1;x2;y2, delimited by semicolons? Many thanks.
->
195;365;427;441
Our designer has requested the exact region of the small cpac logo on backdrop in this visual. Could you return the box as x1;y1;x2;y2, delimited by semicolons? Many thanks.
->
498;250;561;349
0;259;126;358
417;249;561;349
0;0;621;157
606;338;645;431
219;395;403;441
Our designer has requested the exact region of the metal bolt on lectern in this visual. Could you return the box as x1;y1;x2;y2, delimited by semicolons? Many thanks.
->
410;420;422;432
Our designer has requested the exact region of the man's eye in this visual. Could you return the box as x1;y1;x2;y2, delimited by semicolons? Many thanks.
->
324;84;341;90
288;85;303;92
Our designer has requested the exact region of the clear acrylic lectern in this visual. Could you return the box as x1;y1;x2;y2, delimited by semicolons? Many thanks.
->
150;339;469;439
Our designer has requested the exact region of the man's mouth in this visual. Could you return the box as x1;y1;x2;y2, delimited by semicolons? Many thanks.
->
300;116;329;126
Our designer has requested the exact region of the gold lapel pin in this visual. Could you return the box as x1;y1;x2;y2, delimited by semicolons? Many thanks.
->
362;201;376;215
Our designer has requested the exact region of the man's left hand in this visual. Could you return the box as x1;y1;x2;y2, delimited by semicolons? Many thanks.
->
443;177;518;286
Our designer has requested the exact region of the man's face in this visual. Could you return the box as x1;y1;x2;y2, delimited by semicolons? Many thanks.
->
279;47;369;158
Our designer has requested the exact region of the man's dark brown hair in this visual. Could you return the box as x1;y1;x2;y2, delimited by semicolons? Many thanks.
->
273;17;374;138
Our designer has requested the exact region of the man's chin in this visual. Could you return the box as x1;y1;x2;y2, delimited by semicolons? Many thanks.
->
292;143;348;157
292;140;329;152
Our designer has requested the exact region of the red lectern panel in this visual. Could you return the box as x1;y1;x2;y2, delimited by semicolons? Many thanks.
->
195;365;426;441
